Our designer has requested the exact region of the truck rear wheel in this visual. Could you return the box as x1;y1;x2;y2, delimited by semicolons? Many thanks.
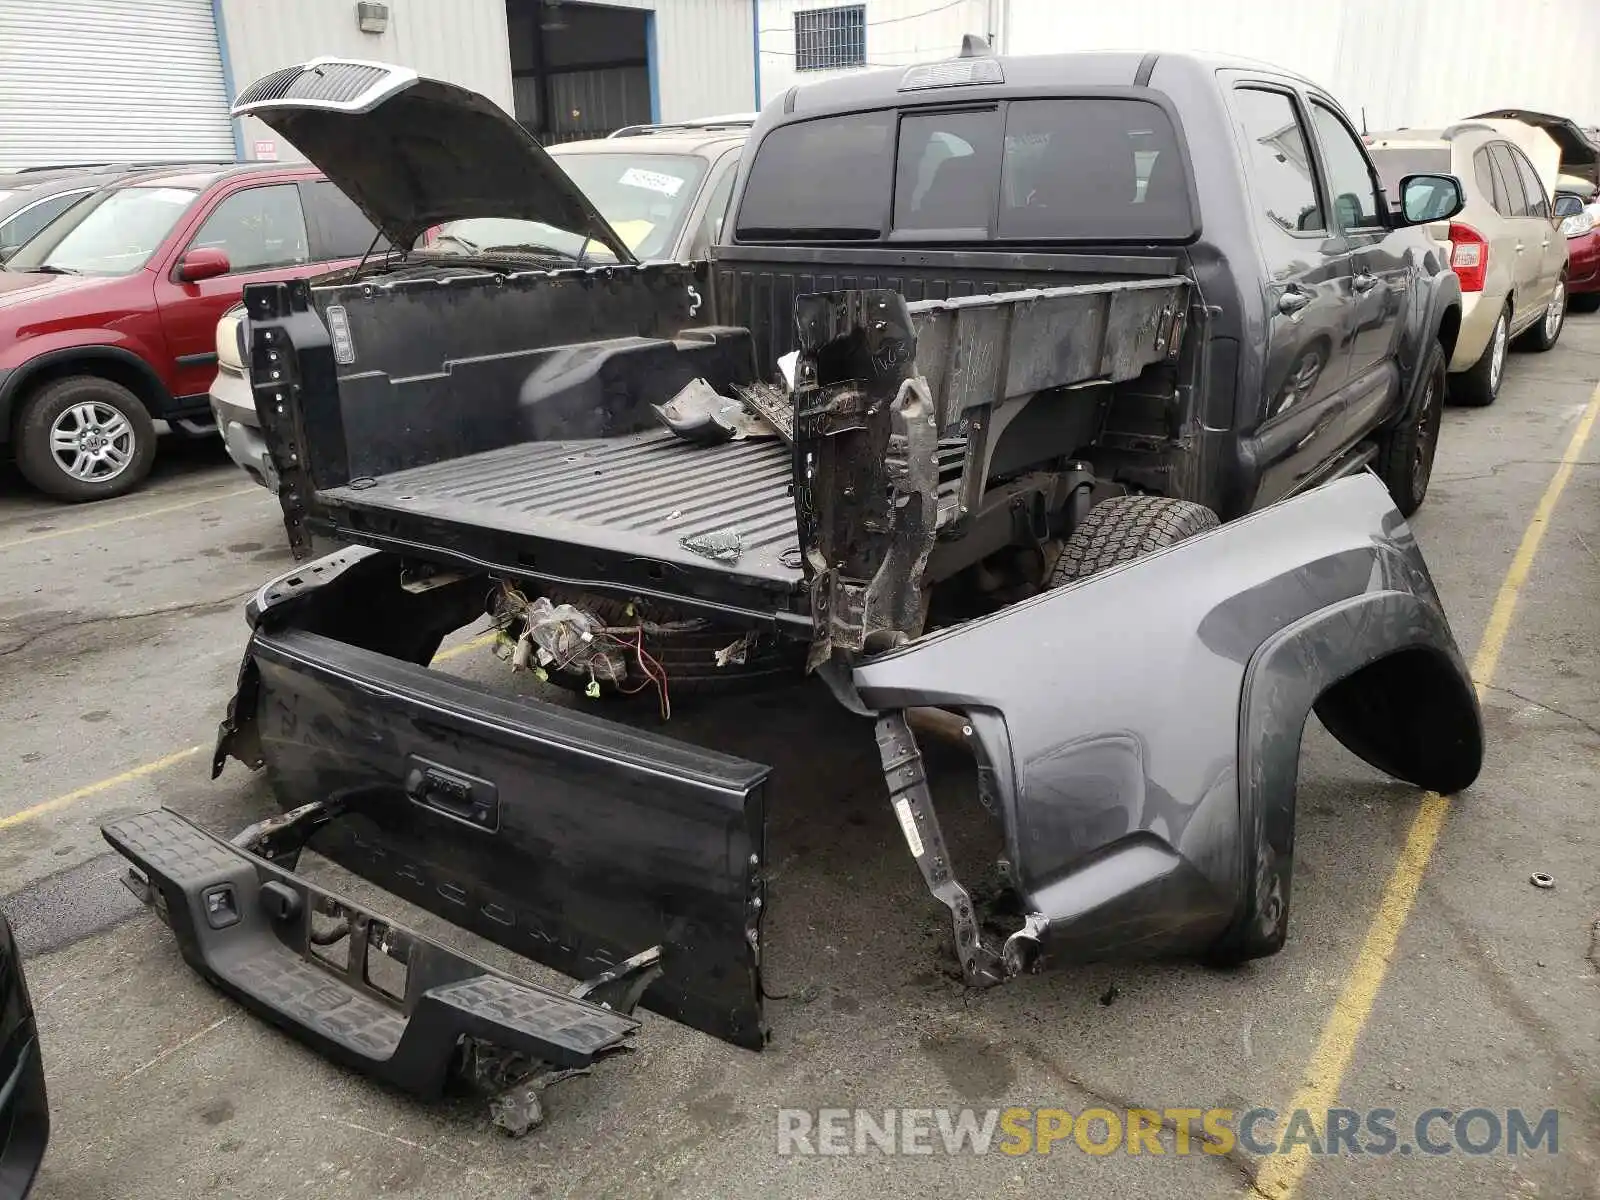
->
1047;494;1220;586
1375;341;1446;518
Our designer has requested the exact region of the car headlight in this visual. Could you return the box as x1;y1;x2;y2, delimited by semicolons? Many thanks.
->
1561;210;1596;238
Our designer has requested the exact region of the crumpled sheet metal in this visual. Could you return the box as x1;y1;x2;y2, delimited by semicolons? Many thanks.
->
680;527;744;564
653;377;780;446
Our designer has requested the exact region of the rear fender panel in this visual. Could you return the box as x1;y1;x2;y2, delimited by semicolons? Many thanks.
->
852;473;1483;961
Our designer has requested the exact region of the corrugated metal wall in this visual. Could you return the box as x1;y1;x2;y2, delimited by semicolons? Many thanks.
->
220;0;515;161
0;0;235;170
601;0;759;120
755;0;1600;130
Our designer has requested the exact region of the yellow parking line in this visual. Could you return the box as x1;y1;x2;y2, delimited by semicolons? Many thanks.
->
0;486;260;552
431;629;498;663
0;745;204;833
1251;379;1600;1199
0;633;500;832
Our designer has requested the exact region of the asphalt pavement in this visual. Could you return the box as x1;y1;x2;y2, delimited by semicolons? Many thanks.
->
1;322;1597;1200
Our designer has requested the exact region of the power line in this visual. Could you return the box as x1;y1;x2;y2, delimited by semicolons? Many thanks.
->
758;0;979;38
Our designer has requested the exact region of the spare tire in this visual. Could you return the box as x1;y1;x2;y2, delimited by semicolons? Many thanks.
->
1048;494;1220;586
521;588;807;699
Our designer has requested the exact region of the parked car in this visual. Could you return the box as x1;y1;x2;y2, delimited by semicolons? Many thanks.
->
0;913;48;1198
1369;124;1569;406
0;165;135;264
212;121;749;488
0;162;377;500
110;55;1482;1099
1554;176;1600;312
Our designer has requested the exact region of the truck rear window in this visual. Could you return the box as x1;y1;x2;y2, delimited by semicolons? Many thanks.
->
735;98;1194;242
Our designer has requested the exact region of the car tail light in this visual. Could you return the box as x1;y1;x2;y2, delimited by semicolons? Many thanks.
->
1448;223;1488;292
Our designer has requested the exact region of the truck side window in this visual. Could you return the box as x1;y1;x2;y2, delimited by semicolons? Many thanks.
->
1232;87;1324;234
893;110;1001;233
1307;101;1385;232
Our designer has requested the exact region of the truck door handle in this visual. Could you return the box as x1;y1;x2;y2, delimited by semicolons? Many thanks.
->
1352;271;1378;293
1277;286;1312;315
1515;242;1525;254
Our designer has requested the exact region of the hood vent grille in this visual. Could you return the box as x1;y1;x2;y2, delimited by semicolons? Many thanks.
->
233;60;411;115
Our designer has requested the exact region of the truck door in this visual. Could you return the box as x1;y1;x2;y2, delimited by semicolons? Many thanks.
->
1306;97;1409;446
1228;84;1353;505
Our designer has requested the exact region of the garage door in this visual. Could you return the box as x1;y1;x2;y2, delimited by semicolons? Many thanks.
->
0;0;235;171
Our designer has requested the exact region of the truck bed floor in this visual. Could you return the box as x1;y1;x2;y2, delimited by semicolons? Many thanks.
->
320;429;804;587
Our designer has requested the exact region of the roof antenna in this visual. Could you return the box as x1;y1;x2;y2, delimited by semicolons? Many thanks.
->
960;33;991;57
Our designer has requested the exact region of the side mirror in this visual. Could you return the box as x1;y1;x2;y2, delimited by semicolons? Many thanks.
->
177;247;231;283
1396;174;1465;226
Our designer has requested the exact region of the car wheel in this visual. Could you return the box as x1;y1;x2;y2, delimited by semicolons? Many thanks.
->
1047;494;1219;586
14;375;157;502
1518;278;1566;351
1450;304;1509;407
1375;341;1446;517
1567;291;1600;313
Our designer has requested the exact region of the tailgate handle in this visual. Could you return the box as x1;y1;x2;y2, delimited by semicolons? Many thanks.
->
404;756;500;832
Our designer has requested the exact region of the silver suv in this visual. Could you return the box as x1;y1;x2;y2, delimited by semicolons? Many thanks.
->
1369;122;1569;406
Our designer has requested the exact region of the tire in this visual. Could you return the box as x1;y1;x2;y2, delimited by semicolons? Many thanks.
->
528;588;806;699
1567;291;1600;313
1047;494;1220;587
1517;277;1566;352
1449;305;1509;407
1374;341;1446;518
14;375;157;502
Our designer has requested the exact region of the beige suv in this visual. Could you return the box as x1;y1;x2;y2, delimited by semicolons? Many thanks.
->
1369;124;1569;406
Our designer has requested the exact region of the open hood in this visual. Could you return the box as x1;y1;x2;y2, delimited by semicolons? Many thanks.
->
232;59;636;262
1472;108;1600;184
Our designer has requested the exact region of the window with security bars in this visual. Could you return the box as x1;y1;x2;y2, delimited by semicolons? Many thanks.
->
795;5;866;72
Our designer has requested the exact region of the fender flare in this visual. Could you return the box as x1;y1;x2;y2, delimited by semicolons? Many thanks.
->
0;344;172;439
1390;271;1462;431
1219;589;1483;959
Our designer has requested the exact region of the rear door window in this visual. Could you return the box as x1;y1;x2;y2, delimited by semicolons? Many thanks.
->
893;109;1000;235
300;179;385;259
736;111;894;239
997;99;1192;240
1231;87;1324;234
1489;144;1530;217
1506;146;1550;219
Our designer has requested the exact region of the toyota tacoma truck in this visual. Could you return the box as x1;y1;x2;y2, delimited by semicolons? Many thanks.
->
106;53;1484;1108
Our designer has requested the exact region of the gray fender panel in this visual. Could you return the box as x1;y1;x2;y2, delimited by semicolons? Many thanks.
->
851;473;1483;962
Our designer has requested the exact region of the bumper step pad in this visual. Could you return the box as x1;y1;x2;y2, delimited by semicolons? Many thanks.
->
103;809;642;1099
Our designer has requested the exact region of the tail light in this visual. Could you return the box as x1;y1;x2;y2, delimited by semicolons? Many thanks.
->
1448;223;1488;292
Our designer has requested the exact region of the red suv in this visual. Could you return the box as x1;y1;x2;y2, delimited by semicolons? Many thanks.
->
0;162;375;500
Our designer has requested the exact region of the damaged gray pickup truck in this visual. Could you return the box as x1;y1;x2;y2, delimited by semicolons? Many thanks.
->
106;52;1485;1114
